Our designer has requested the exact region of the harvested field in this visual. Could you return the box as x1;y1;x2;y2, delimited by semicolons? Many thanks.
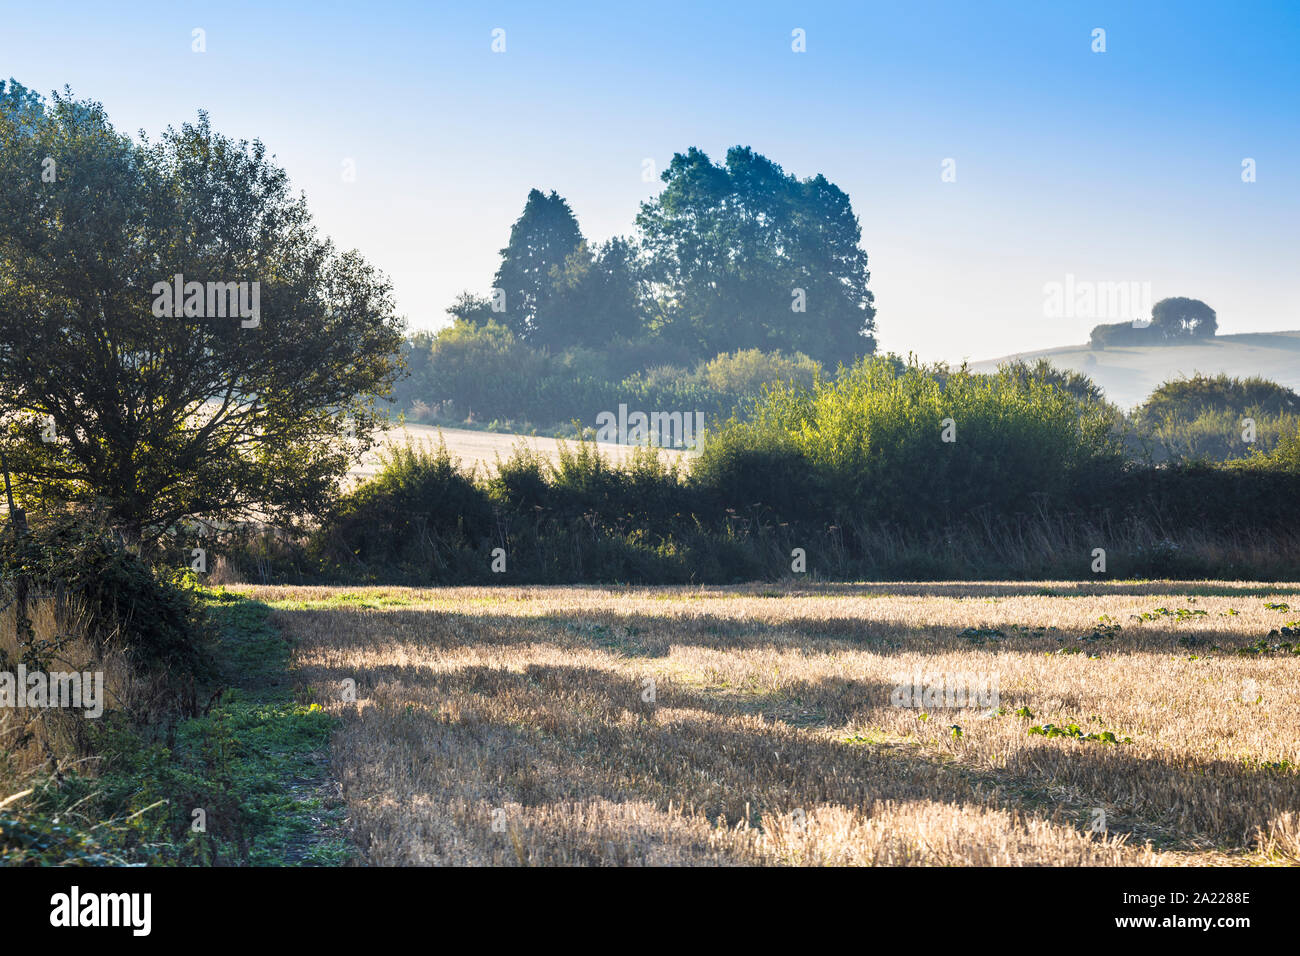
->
241;581;1300;866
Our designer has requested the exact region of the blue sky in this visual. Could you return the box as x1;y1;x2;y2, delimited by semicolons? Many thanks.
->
4;0;1297;361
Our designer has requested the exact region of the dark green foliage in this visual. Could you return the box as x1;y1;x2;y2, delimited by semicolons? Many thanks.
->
694;356;1124;533
439;145;877;390
406;145;880;428
1099;461;1300;534
490;188;586;342
1151;297;1217;339
392;318;740;431
1089;321;1160;349
313;441;494;577
637;146;876;365
0;88;405;543
1;594;349;866
0;513;211;677
1137;374;1300;426
998;358;1112;409
1090;297;1217;349
1129;374;1300;462
1270;421;1300;471
534;237;648;349
689;423;824;525
306;359;1300;586
305;439;767;585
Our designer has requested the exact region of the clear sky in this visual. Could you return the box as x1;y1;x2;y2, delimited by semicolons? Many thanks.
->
4;0;1297;362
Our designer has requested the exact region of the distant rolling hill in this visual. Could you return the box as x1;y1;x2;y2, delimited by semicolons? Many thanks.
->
970;331;1300;409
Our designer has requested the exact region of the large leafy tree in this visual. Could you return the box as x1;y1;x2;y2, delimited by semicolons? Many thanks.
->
636;146;876;365
533;236;647;350
0;78;42;123
1151;297;1217;340
0;87;405;542
491;188;584;342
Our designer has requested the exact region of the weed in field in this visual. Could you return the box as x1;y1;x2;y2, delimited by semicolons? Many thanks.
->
1029;723;1131;744
1132;606;1209;622
1088;616;1122;641
959;626;1005;645
1237;636;1299;655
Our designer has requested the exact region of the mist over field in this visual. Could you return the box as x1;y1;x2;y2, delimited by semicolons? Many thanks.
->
972;331;1300;410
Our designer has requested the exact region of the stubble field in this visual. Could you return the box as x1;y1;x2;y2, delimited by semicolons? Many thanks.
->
240;581;1300;866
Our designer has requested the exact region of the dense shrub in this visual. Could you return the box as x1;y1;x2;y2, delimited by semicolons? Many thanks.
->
1134;409;1297;462
689;424;823;525
405;318;550;423
1137;374;1300;425
1089;321;1161;350
298;363;1300;585
1096;459;1300;533
396;325;802;434
695;357;1124;532
997;358;1112;408
695;348;821;395
0;512;210;676
548;441;687;526
1126;375;1300;463
312;441;494;576
1269;420;1300;471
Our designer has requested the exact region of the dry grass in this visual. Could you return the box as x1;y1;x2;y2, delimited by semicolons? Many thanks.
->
0;597;131;792
244;580;1300;866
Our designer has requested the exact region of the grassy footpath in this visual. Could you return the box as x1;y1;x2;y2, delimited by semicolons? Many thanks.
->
0;590;352;866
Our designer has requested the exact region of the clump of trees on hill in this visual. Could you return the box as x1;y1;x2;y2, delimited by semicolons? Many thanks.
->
1090;297;1218;349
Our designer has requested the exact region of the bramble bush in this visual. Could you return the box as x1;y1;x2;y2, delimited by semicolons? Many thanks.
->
0;512;211;678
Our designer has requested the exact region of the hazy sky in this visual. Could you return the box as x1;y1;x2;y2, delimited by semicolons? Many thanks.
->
5;0;1297;362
